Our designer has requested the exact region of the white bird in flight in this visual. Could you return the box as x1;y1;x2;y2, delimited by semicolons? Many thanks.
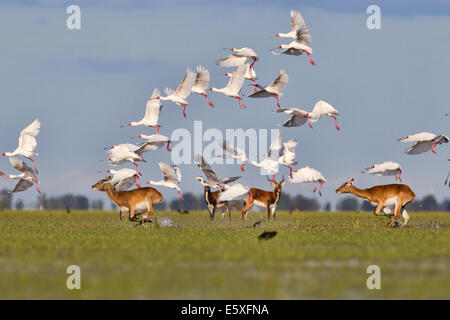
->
278;138;298;178
105;143;144;175
210;64;247;110
193;154;240;189
120;88;162;134
217;139;249;172
2;119;41;174
217;183;251;203
100;168;142;190
272;11;315;65
130;134;172;152
397;132;449;155
216;47;259;70
362;161;403;182
147;162;184;200
274;100;340;131
153;69;196;118
248;133;282;182
220;63;258;93
192;66;214;107
289;166;326;196
5;157;40;193
248;69;289;108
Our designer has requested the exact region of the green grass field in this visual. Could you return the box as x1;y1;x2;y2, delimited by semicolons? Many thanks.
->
0;209;449;299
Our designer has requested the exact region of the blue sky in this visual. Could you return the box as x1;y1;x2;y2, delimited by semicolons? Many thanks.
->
0;1;449;208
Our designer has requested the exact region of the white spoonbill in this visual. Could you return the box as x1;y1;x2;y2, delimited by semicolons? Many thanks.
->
272;22;315;65
99;168;142;190
192;66;214;107
105;143;144;175
147;162;183;200
362;161;403;182
278;139;298;178
121;88;162;134
289;166;326;196
6;157;40;193
274;100;340;130
248;133;282;182
193;154;240;189
2;119;41;174
220;63;258;93
130;134;172;152
274;10;307;39
154;69;196;118
397;132;449;155
217;183;251;203
248;69;288;107
217;139;249;171
216;47;259;70
209;64;247;110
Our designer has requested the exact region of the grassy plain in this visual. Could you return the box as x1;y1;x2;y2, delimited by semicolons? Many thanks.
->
0;210;448;299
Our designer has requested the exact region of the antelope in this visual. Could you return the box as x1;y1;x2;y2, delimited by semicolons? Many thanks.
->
203;186;232;221
92;177;163;221
219;177;285;220
336;178;415;227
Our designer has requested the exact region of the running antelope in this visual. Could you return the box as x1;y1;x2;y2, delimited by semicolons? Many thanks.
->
92;177;163;221
242;177;285;220
203;186;232;221
336;178;415;227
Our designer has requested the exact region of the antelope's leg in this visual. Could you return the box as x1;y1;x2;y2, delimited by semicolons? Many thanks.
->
225;202;231;220
241;196;253;220
374;202;384;216
210;206;216;221
128;205;136;221
401;207;410;226
119;210;124;221
266;201;271;220
386;203;402;227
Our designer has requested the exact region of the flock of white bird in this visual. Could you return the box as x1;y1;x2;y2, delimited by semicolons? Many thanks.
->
0;10;448;203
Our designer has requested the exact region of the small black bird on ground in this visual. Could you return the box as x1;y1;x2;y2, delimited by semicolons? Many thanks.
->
258;231;277;240
252;218;263;228
177;209;190;214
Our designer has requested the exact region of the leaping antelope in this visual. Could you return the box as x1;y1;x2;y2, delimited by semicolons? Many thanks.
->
275;100;340;131
192;66;214;107
92;176;163;221
249;69;289;108
210;64;247;110
120;88;162;134
397;132;449;155
154;68;196;118
362;161;403;182
2;119;41;174
218;177;285;220
336;178;415;227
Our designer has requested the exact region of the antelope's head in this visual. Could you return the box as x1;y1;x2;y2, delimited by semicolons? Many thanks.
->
336;178;354;194
268;176;285;193
91;176;113;191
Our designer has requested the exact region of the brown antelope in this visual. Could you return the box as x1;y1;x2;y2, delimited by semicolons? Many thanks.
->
336;178;415;227
91;177;163;221
203;186;232;221
241;177;285;220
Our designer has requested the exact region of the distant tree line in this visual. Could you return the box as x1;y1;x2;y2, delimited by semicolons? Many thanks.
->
0;188;450;212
